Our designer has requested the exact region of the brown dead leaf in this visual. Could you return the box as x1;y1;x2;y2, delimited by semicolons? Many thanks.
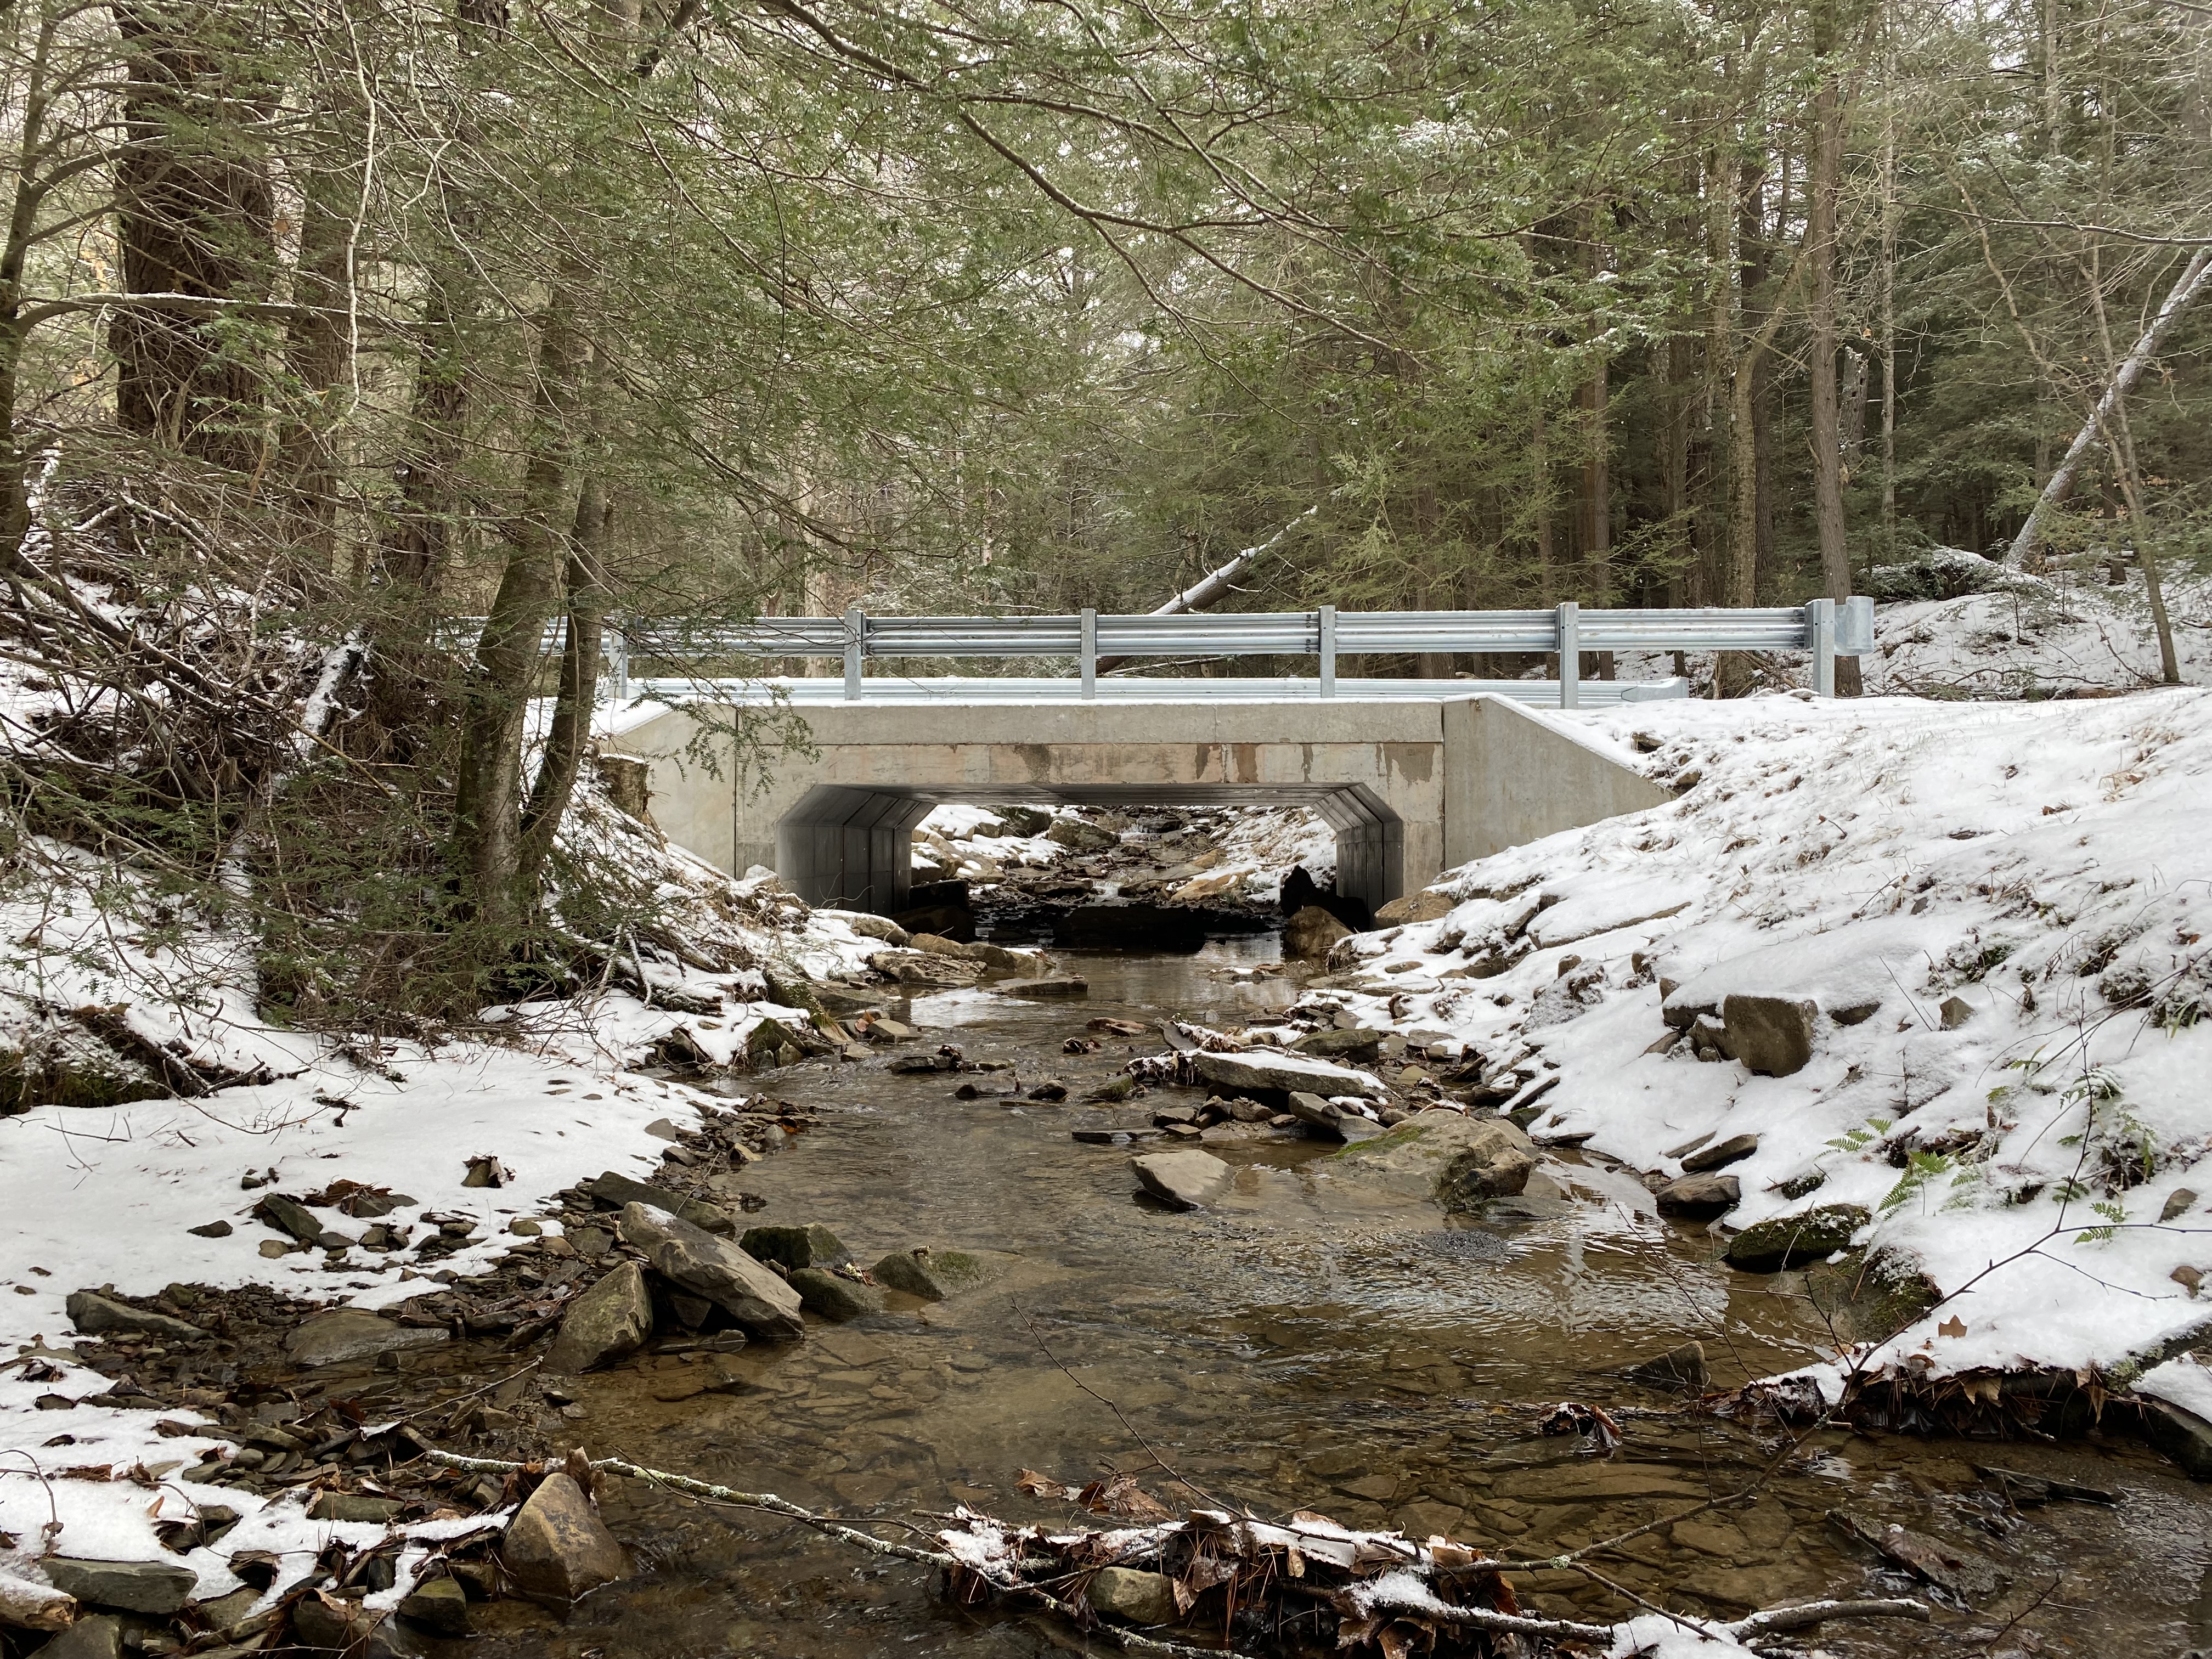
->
1937;1316;1967;1338
1016;1469;1083;1503
1075;1472;1175;1523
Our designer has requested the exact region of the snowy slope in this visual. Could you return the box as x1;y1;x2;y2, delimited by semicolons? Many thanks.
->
1316;689;2212;1389
1862;555;2212;698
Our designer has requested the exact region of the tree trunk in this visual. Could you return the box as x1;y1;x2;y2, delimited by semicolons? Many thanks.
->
453;292;588;930
109;1;275;469
1580;224;1611;610
2004;246;2212;567
1879;0;1898;554
278;114;359;568
517;474;612;885
2098;406;2180;685
1808;1;1862;693
1532;401;1554;605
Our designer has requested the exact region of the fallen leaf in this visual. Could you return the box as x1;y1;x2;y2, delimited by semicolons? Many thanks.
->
1938;1316;1967;1338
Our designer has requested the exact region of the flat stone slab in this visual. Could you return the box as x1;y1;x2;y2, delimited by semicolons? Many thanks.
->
65;1291;201;1343
1194;1048;1381;1099
1285;1090;1385;1143
580;1170;732;1234
1131;1149;1232;1210
284;1311;450;1368
1329;1111;1535;1209
995;978;1090;998
618;1203;804;1334
42;1559;196;1616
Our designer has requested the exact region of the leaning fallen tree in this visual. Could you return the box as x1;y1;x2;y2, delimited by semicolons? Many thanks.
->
423;1447;1929;1658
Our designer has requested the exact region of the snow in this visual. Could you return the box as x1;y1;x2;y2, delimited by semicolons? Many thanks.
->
911;803;1067;881
0;764;902;1596
1203;806;1338;901
1606;1614;1762;1656
1321;687;2212;1385
1863;560;2212;698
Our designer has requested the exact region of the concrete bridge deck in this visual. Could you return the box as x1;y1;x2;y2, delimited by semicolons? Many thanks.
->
610;692;1673;913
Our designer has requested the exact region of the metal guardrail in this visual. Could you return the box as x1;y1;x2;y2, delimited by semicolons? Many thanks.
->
634;674;1695;708
462;597;1874;710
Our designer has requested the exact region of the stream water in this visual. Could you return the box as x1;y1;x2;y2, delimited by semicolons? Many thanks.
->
464;939;2212;1659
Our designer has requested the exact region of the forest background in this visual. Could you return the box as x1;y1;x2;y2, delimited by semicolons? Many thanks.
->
0;0;2204;1022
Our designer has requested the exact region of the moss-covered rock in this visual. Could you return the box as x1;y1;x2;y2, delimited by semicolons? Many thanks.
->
1803;1246;1942;1344
1724;1204;1870;1272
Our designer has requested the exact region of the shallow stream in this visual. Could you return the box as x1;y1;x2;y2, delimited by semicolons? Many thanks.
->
465;940;2212;1658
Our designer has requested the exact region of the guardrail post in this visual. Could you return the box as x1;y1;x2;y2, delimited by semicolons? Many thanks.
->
1837;594;1875;656
843;607;865;701
1556;601;1580;709
1080;608;1097;698
1318;605;1336;697
1807;597;1837;696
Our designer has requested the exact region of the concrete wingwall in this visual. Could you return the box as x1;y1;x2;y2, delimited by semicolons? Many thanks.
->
1438;696;1676;865
607;694;1671;913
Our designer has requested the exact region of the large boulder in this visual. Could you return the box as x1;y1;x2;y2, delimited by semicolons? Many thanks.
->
995;977;1090;999
1724;1204;1870;1272
544;1262;654;1373
1087;1566;1178;1624
1193;1048;1381;1099
1329;1112;1535;1210
868;1248;991;1301
41;1560;195;1616
789;1267;885;1321
65;1291;201;1343
1654;1174;1741;1221
1681;1133;1760;1173
579;1170;733;1234
1284;1091;1384;1144
616;1204;803;1335
284;1311;450;1369
739;1223;850;1270
1374;890;1457;927
502;1474;628;1603
1130;1150;1232;1210
1283;906;1352;962
33;1616;121;1659
1046;818;1118;853
1720;995;1818;1077
1292;1027;1384;1063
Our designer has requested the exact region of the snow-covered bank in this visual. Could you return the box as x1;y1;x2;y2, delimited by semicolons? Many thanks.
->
0;769;913;1623
1311;688;2212;1401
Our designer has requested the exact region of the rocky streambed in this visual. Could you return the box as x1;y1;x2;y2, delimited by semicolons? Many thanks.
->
15;943;2212;1659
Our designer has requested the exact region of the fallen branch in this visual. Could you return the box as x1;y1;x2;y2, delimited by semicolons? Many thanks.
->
1724;1596;1929;1637
421;1449;1257;1659
2004;246;2212;568
421;1445;1934;1656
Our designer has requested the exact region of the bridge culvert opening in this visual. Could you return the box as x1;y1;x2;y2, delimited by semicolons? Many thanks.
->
801;799;1369;951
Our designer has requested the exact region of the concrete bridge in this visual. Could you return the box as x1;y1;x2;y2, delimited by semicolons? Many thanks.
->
597;599;1873;911
608;693;1674;913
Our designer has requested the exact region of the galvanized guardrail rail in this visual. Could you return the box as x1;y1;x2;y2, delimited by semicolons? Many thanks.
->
476;597;1875;709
